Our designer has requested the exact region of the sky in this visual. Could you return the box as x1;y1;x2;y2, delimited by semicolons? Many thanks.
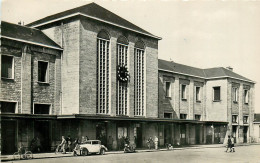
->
1;0;260;113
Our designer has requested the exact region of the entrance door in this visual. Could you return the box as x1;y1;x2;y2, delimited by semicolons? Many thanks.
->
232;126;237;143
34;121;50;152
164;124;172;146
96;123;107;146
136;126;142;148
1;120;16;154
180;125;186;145
243;126;248;143
195;125;200;144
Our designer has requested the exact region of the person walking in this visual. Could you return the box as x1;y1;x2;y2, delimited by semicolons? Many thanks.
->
154;136;159;150
60;136;67;154
231;136;235;152
66;135;72;152
225;135;232;152
147;136;153;149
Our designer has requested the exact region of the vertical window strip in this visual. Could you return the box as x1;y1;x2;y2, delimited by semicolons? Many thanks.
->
117;44;128;115
134;48;144;116
97;38;110;114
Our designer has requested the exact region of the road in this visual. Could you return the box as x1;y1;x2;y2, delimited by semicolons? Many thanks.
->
7;145;260;163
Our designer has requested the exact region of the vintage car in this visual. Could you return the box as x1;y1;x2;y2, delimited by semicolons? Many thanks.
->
73;140;108;156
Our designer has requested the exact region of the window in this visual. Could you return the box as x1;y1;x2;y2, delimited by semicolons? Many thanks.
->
244;90;249;104
181;85;186;100
180;114;187;119
38;61;49;82
97;30;110;114
1;55;14;79
134;41;145;116
164;113;172;119
165;82;171;97
0;101;17;113
243;116;248;124
116;36;129;116
196;87;201;101
34;104;50;114
232;115;238;123
195;114;201;121
233;87;238;102
118;127;128;138
213;87;221;101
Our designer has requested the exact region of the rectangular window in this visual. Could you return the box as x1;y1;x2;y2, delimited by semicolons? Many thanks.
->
195;114;201;121
232;115;238;123
180;114;187;119
164;113;172;119
97;38;110;114
213;87;221;101
118;127;128;139
165;81;171;97
243;116;248;124
34;104;50;114
244;90;249;104
1;55;14;79
116;44;128;115
196;87;201;101
233;87;238;102
0;101;17;113
134;48;145;116
181;85;186;99
38;61;49;82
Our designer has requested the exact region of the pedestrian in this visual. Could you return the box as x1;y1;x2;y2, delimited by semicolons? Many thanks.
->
147;136;153;149
154;136;159;150
225;135;232;152
60;136;67;154
66;135;72;152
80;136;86;144
231;136;235;152
85;136;89;141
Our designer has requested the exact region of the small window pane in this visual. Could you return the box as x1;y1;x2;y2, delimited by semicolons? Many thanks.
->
1;55;13;78
213;87;221;101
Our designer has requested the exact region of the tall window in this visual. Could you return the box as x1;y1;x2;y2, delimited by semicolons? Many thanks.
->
1;55;14;79
116;36;129;115
165;81;171;97
38;61;49;82
244;90;249;104
181;85;186;100
233;87;238;102
213;87;221;101
243;116;248;124
134;41;145;116
97;30;110;114
196;87;201;101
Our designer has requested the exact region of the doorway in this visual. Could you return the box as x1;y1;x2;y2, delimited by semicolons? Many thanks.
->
195;125;200;144
180;124;186;145
34;120;50;152
243;126;248;143
135;125;142;148
96;123;107;146
1;120;17;154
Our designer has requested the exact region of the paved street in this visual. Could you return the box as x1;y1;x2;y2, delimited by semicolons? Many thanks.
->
4;145;260;163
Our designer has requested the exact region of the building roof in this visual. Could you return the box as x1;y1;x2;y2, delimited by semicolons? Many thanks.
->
254;114;260;122
27;2;160;40
158;59;254;83
1;21;62;50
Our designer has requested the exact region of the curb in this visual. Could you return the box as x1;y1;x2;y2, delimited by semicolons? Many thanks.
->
1;143;260;162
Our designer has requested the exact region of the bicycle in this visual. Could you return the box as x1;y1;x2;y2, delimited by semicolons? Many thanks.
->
13;146;33;160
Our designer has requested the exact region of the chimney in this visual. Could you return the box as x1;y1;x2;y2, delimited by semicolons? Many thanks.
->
226;66;233;71
18;21;22;25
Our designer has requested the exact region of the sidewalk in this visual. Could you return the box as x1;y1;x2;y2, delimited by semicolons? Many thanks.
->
1;143;260;162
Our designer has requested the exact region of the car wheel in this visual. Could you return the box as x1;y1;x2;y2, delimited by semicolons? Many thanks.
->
99;148;105;155
82;148;88;156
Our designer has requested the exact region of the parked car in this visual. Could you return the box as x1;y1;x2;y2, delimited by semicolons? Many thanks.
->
73;140;108;156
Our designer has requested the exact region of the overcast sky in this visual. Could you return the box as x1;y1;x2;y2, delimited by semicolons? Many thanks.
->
2;0;260;113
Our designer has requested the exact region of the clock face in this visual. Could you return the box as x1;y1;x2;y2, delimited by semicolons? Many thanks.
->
117;65;129;82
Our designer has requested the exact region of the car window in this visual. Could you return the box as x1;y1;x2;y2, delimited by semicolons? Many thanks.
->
92;141;99;145
85;141;91;144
